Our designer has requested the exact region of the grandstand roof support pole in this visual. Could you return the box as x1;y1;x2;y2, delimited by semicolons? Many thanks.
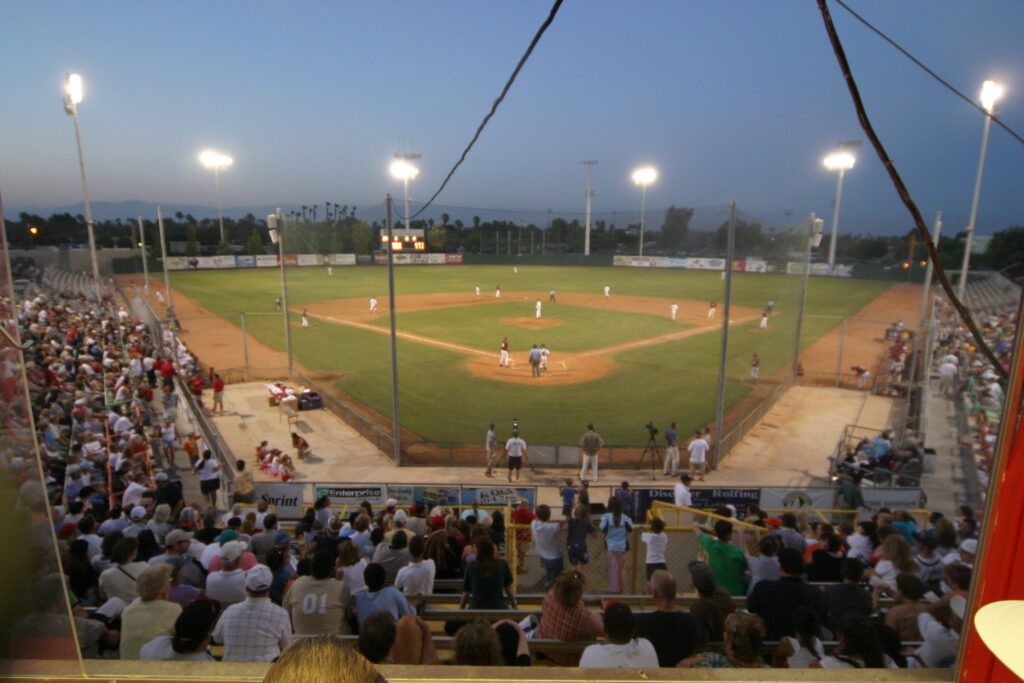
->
156;206;175;323
713;200;737;469
274;208;293;379
385;194;402;466
137;216;150;298
906;212;942;440
792;214;816;384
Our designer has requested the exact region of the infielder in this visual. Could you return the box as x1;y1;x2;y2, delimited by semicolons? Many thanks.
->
155;290;165;305
369;297;378;312
301;310;310;328
687;430;708;481
499;337;510;367
535;299;542;319
760;310;769;329
540;344;549;372
707;301;717;319
670;302;679;320
328;266;334;276
751;353;760;381
495;284;502;298
484;423;498;477
603;285;611;297
548;289;557;302
475;285;481;297
578;423;604;482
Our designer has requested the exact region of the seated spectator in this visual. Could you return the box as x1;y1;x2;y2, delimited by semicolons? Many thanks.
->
747;548;827;641
940;563;972;604
692;519;748;596
452;620;502;666
845;520;878;562
120;563;183;659
98;537;147;602
679;612;768;669
579;603;659;668
357;611;396;664
493;620;532;666
885;574;929;641
264;634;384;683
394;534;436;608
772;605;825;668
372;529;412;583
826;558;874;627
139;599;218;661
205;540;249;609
267;546;296;605
284;553;351;636
943;538;978;569
869;534;917;597
912;597;964;668
892;510;919;545
459;538;515;610
534;569;604;666
818;613;896;668
807;533;846;582
358;610;438;666
635;570;704;667
338;538;368;594
148;529;205;589
213;565;292;662
746;534;781;595
250;514;280;562
354;563;414;627
913;533;944;593
164;556;202;607
688;561;736;645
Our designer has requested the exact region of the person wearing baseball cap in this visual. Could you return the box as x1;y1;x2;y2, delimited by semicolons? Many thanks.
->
139;599;219;661
212;564;293;662
148;529;205;589
944;539;978;569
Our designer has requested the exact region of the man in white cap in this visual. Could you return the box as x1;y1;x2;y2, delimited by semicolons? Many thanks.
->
205;541;249;609
213;564;292;662
943;539;977;569
123;506;150;538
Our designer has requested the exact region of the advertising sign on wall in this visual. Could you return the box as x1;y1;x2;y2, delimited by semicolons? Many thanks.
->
388;485;460;507
461;487;536;507
862;488;924;510
252;483;306;518
256;255;278;268
744;257;768;273
297;254;322;266
690;487;761;510
282;254;298;267
314;485;387;507
759;487;835;511
445;253;464;264
165;257;188;271
685;258;726;271
329;254;357;265
235;255;256;268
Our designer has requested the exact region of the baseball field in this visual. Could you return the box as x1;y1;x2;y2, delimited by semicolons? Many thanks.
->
159;264;892;447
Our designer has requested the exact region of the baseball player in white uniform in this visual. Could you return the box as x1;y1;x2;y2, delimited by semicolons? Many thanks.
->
540;344;549;372
535;299;542;319
155;290;165;305
370;297;378;312
707;301;717;319
670;302;679;320
500;337;510;367
475;285;481;297
301;310;310;328
328;266;333;276
495;284;502;298
603;285;611;297
760;310;769;329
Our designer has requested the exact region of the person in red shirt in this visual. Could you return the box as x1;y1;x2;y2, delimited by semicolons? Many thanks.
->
159;359;177;388
510;499;536;575
212;374;225;413
189;374;204;407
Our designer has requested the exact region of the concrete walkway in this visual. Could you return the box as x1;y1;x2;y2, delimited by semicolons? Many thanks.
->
920;379;985;517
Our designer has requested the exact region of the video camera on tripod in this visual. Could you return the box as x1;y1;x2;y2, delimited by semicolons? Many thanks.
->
646;422;658;439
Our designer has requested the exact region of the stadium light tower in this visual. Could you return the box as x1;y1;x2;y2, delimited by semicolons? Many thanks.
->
62;73;101;299
582;160;597;256
199;149;234;243
631;166;657;256
822;150;856;272
958;79;1005;300
391;156;420;232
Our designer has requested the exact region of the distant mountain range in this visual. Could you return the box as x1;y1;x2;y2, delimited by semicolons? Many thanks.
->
4;199;819;233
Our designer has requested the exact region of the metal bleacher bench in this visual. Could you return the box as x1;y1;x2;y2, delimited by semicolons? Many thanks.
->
280;404;299;430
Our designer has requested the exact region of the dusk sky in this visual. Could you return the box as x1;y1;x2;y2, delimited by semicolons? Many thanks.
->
1;1;1022;235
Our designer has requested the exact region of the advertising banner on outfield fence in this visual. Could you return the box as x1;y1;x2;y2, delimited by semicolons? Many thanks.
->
315;485;387;507
744;257;767;273
665;257;688;269
685;257;726;270
253;482;306;519
613;255;668;268
164;257;188;271
256;255;278;267
461;487;536;507
297;254;322;266
759;487;835;511
192;255;236;269
235;255;256;268
732;259;747;272
282;254;298;267
786;262;854;277
445;253;464;264
329;254;357;265
388;485;461;507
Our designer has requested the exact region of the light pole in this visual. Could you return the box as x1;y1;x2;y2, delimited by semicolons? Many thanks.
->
267;210;293;378
631;166;657;256
958;80;1005;300
62;73;101;299
390;160;419;232
823;151;856;272
199;150;234;243
582;160;597;256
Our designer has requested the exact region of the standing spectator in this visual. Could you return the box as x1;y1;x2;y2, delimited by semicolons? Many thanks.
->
531;504;564;590
211;374;225;413
693;519;747;596
355;563;414;627
213;565;293;662
579;603;658;668
663;421;680;477
673;474;693;508
578;423;604;483
566;503;594;570
747;548;827;641
635;570;704;667
534;570;604;666
460;538;516;610
559;479;577;517
641;517;669;580
615;481;637;521
510;499;535;575
504;430;528;483
231;460;254;504
687;431;709;481
484;423;498;478
197;450;221;508
600;497;633;593
394;535;436;609
283;553;351;636
120;564;182;659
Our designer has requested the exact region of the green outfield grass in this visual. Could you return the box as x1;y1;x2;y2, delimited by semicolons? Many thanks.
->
170;265;890;445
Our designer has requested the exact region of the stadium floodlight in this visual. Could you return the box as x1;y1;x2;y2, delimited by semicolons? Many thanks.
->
62;72;101;300
390;159;419;232
822;151;856;271
199;149;234;243
631;166;657;256
959;80;1005;299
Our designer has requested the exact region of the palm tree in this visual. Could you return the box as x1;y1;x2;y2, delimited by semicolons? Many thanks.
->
301;205;308;221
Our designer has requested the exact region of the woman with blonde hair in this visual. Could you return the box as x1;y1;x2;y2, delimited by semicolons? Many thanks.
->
869;534;917;596
680;612;769;668
336;538;368;594
120;563;182;659
264;635;384;683
534;569;604;666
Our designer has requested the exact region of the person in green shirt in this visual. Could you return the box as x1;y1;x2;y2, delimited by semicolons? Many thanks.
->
693;520;748;596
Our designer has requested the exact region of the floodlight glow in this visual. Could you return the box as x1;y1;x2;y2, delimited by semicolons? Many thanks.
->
390;160;419;180
823;152;856;171
631;167;657;185
980;80;1005;113
199;150;233;170
66;73;83;104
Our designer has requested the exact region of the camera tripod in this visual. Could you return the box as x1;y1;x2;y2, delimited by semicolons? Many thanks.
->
637;434;662;478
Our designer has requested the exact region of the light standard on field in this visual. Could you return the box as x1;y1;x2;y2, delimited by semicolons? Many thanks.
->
631;166;657;256
267;210;293;378
390;159;419;231
581;160;597;256
199;150;234;243
62;73;101;299
822;150;856;272
958;80;1005;300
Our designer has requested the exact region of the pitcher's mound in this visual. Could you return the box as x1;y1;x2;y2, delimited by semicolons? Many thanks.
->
504;316;561;328
467;354;611;385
